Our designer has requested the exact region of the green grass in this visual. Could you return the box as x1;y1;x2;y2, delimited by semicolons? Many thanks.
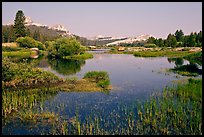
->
2;46;23;51
133;50;196;58
2;51;32;58
63;52;93;60
50;78;202;135
2;88;58;118
134;78;202;135
83;71;111;89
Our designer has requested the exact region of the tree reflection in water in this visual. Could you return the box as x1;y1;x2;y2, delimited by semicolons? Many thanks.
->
168;57;202;76
47;58;86;75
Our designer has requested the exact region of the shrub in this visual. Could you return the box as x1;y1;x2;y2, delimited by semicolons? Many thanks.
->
16;36;36;48
83;71;110;88
16;36;45;50
48;37;82;58
2;58;18;81
36;41;46;50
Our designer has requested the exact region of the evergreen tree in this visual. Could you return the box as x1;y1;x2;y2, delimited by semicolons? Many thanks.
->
174;29;184;42
14;10;26;38
183;35;190;47
166;33;177;47
157;38;164;47
147;37;156;44
188;32;196;47
196;31;202;47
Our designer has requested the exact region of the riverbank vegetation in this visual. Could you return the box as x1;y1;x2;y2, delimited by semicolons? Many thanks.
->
133;48;201;58
2;57;110;91
46;37;93;60
42;78;202;135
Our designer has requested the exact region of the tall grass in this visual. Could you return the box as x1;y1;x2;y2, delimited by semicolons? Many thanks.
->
50;78;202;135
2;88;58;118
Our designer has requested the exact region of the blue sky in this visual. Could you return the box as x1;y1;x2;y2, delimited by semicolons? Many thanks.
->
2;2;202;38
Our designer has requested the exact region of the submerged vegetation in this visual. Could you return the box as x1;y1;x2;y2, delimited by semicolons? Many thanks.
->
50;78;202;135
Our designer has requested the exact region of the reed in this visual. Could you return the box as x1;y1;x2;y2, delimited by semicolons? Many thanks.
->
50;78;201;135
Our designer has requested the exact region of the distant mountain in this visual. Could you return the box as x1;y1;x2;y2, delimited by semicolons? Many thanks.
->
4;16;72;37
106;34;153;46
3;16;154;46
93;35;128;41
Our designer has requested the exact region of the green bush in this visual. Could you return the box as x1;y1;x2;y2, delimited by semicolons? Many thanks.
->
16;36;36;48
2;57;59;88
2;58;18;81
97;79;110;88
83;71;110;88
16;36;45;50
144;43;157;48
36;41;46;50
48;37;82;58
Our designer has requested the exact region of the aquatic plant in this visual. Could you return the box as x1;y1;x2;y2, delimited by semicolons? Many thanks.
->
50;78;202;135
83;71;110;89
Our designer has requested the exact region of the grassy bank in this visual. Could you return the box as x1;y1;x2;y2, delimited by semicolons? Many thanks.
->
133;50;198;58
63;52;93;60
2;58;111;125
2;57;110;90
2;51;33;58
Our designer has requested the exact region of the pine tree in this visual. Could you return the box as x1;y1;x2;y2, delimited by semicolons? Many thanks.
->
188;32;196;47
14;10;26;38
174;29;184;42
166;33;177;47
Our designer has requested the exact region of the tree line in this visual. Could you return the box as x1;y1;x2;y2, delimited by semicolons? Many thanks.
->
147;30;202;47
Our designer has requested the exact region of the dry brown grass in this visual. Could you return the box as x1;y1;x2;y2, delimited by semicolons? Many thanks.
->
59;79;103;92
2;42;18;47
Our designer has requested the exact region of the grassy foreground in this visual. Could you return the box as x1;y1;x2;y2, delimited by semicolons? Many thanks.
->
48;78;202;135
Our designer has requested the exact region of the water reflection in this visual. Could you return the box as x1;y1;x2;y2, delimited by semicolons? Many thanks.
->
3;54;202;135
167;57;184;67
47;58;86;75
168;57;202;76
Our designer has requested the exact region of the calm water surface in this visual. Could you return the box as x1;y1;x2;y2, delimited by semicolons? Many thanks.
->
3;52;201;135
